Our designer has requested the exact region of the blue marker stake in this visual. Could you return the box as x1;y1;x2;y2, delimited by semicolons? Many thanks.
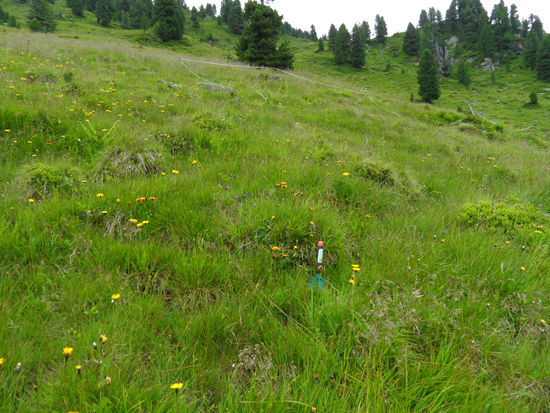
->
309;241;325;289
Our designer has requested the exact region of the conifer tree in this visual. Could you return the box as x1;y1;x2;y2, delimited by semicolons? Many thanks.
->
318;38;324;51
191;6;199;28
531;18;543;41
153;0;184;42
328;24;337;51
67;0;85;17
491;0;511;54
310;25;318;42
374;15;387;45
333;23;351;65
28;0;57;32
445;0;458;34
350;23;366;68
403;22;419;56
478;23;495;58
536;36;550;81
417;49;440;103
235;2;294;69
523;30;540;70
457;61;471;86
95;0;115;26
419;10;429;29
361;21;370;41
228;0;243;35
520;19;529;38
509;4;520;35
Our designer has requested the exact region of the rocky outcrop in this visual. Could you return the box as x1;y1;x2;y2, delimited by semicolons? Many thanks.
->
511;40;525;55
445;36;460;49
433;41;453;77
480;57;496;72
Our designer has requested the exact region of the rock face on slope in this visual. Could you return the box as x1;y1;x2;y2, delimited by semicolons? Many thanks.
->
480;57;496;72
432;41;453;77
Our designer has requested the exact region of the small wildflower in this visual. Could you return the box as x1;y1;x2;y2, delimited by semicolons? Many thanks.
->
541;319;546;325
162;172;166;176
101;334;107;344
63;347;73;360
129;219;138;223
96;193;104;198
117;199;120;202
441;239;445;243
29;199;35;203
105;376;111;385
343;172;350;176
172;170;179;175
0;358;4;366
102;211;107;214
192;160;198;165
349;278;355;285
521;266;526;271
111;294;120;301
93;342;97;350
76;365;82;374
14;363;21;373
170;382;183;395
293;245;298;250
272;246;280;251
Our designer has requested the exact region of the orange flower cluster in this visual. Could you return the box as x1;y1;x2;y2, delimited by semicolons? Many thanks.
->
275;182;288;188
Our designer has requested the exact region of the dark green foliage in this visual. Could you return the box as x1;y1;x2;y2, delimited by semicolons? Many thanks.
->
457;61;471;86
520;18;529;38
235;3;294;69
29;17;41;32
531;17;543;41
445;0;458;34
478;23;495;58
95;0;115;26
217;15;222;25
67;0;85;17
310;25;318;42
153;0;184;42
129;0;152;30
509;4;520;35
490;71;496;83
86;0;96;12
9;15;20;28
529;91;538;105
536;36;550;81
360;21;370;41
491;0;511;54
349;24;366;68
318;38;324;52
228;0;243;35
410;92;415;102
28;0;57;32
523;31;540;70
333;24;350;65
328;24;337;51
374;15;387;45
191;6;199;29
417;49;440;103
419;10;429;29
403;22;419;56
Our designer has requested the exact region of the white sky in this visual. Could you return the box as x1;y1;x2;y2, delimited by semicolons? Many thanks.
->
184;0;549;36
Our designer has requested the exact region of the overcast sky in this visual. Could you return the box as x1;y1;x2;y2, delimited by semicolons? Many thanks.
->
184;0;549;36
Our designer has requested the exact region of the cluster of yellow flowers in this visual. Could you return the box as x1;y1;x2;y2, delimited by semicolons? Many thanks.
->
349;265;360;285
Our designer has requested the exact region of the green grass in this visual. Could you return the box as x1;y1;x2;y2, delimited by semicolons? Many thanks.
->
0;5;550;413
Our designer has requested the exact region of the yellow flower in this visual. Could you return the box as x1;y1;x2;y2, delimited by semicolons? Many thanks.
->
352;267;360;272
521;266;526;271
172;170;179;175
97;193;104;198
63;347;73;359
162;172;166;176
272;246;280;251
111;294;120;300
441;239;445;243
81;180;87;183
541;319;546;324
170;382;183;394
102;211;107;214
0;358;4;366
192;160;198;165
28;199;35;203
101;334;107;344
343;172;350;176
129;219;138;223
349;278;355;284
75;365;82;373
105;376;111;385
5;129;10;132
142;221;149;224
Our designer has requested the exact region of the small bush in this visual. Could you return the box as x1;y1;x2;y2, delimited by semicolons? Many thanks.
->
20;162;80;198
193;113;225;131
529;91;538;105
354;159;399;186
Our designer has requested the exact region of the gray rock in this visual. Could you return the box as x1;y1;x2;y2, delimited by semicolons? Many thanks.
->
267;76;283;81
480;57;495;73
445;35;460;49
200;82;235;92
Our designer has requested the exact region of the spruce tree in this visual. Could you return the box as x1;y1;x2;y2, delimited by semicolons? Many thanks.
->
491;0;511;54
95;0;114;26
417;49;440;103
235;2;294;69
153;0;183;42
509;4;520;35
531;18;544;41
328;24;337;51
333;24;350;65
191;6;199;29
418;10;429;29
457;61;471;86
318;38;324;51
478;23;495;58
360;21;370;41
228;0;243;35
67;0;85;17
445;0;458;34
536;36;550;81
310;25;318;42
403;22;419;56
350;23;366;68
374;15;387;45
523;30;540;70
28;0;57;32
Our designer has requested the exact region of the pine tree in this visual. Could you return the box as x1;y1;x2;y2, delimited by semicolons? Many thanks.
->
419;10;428;28
445;0;458;34
457;61;471;86
67;0;85;17
523;30;540;70
374;15;387;45
318;38;324;51
310;25;318;42
228;0;243;35
417;49;440;103
95;0;115;26
235;2;294;69
491;0;511;54
191;6;199;29
361;21;370;41
536;36;550;81
328;24;337;51
220;0;233;23
531;18;543;41
509;4;520;35
333;24;350;65
478;23;495;58
403;22;419;56
153;0;183;42
28;0;57;32
350;23;366;68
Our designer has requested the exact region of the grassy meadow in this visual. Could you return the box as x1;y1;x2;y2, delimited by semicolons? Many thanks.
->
1;8;550;413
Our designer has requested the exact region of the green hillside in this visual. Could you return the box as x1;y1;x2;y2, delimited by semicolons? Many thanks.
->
1;4;550;412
